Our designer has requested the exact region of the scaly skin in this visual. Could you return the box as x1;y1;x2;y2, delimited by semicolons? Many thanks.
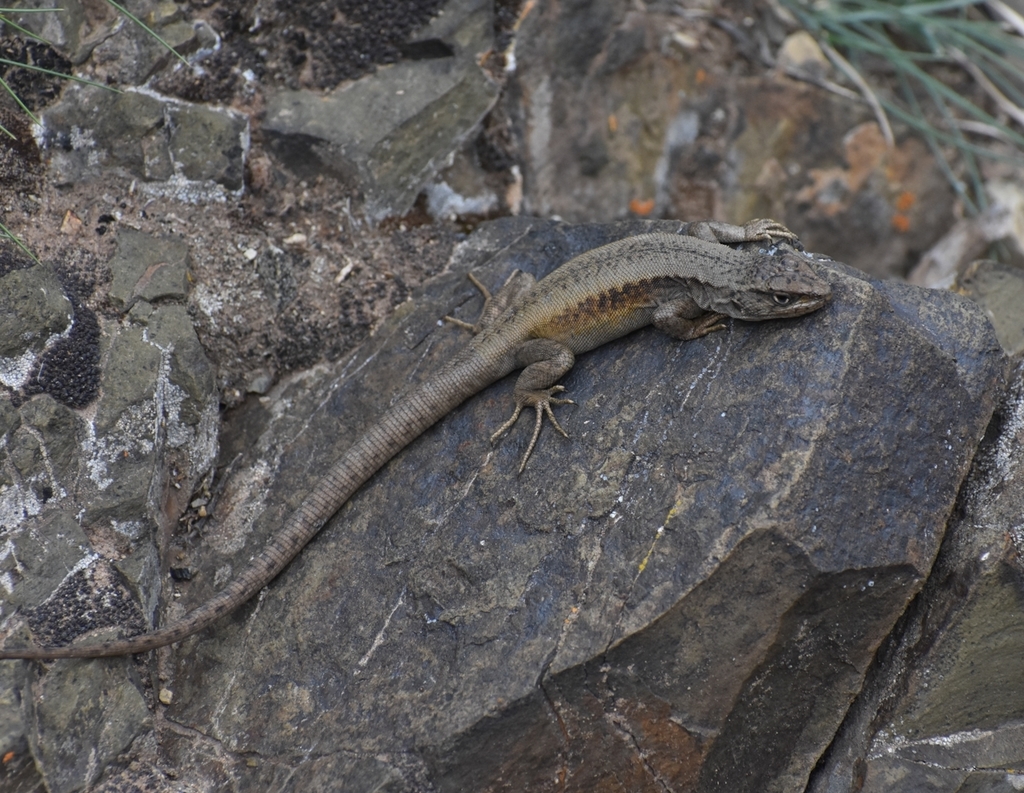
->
0;220;831;659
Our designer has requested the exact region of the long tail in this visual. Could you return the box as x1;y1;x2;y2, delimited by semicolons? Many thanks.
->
1;354;499;659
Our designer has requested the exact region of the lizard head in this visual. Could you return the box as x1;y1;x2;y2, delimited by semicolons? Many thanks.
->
713;251;832;320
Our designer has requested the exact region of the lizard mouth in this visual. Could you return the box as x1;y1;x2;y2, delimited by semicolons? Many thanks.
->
774;291;831;316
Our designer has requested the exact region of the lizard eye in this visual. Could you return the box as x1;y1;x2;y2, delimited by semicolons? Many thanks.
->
772;293;792;305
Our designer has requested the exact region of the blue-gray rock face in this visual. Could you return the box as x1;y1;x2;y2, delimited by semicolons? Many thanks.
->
131;219;1002;791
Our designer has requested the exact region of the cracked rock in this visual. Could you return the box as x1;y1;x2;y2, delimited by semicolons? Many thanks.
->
1;220;1015;791
263;0;499;221
100;218;1001;790
41;84;248;192
0;264;72;361
1;228;218;791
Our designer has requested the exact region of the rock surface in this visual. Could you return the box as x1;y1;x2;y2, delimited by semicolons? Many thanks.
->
155;219;1003;792
263;0;499;221
3;218;1006;791
42;84;249;194
954;258;1024;356
499;2;956;278
0;231;218;793
808;357;1024;793
2;0;1024;791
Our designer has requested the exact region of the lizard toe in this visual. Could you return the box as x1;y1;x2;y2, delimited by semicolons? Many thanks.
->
490;387;576;472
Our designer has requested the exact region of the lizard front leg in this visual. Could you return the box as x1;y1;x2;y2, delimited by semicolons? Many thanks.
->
653;298;728;340
687;218;799;247
491;338;576;473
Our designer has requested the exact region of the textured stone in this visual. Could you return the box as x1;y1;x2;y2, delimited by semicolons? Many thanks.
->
0;262;101;409
108;228;191;311
146;304;217;431
41;85;248;192
954;259;1024;356
125;219;1001;790
808;359;1024;793
0;265;71;361
263;0;498;221
166;100;248;190
0;232;218;791
6;0;91;61
499;1;954;278
8;395;78;495
19;649;151;793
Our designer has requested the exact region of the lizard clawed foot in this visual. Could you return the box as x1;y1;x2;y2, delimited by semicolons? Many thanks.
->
491;386;576;473
743;218;799;244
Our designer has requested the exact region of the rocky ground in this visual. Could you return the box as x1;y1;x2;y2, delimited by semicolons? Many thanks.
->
1;0;1024;791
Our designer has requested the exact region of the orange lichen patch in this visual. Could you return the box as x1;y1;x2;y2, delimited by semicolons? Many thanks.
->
891;213;911;233
608;113;618;133
629;197;655;216
2;750;15;764
895;191;916;212
695;67;708;84
796;122;888;217
843;122;888;193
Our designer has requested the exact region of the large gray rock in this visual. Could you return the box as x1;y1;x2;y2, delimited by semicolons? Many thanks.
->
0;219;1009;790
263;0;499;221
13;218;988;790
8;0;210;76
108;228;190;311
41;84;248;193
0;264;71;362
808;357;1024;793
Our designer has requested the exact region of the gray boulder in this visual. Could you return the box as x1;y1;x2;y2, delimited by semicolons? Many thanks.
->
0;231;218;793
92;220;1017;788
0;219;1009;791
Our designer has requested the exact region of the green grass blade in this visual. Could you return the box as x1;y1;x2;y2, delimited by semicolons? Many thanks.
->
899;54;1024;146
831;19;1024;146
101;0;189;65
0;57;121;92
823;22;942;63
827;0;980;26
777;0;1024;212
0;220;41;264
925;88;987;208
0;75;39;124
896;74;979;211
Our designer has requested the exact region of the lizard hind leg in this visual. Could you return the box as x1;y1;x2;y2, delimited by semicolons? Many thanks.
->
491;338;576;473
444;269;537;333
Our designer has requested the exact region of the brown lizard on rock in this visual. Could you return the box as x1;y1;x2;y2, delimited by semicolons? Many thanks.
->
0;219;831;659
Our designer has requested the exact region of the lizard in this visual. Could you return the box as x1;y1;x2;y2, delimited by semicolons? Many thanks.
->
0;219;832;659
